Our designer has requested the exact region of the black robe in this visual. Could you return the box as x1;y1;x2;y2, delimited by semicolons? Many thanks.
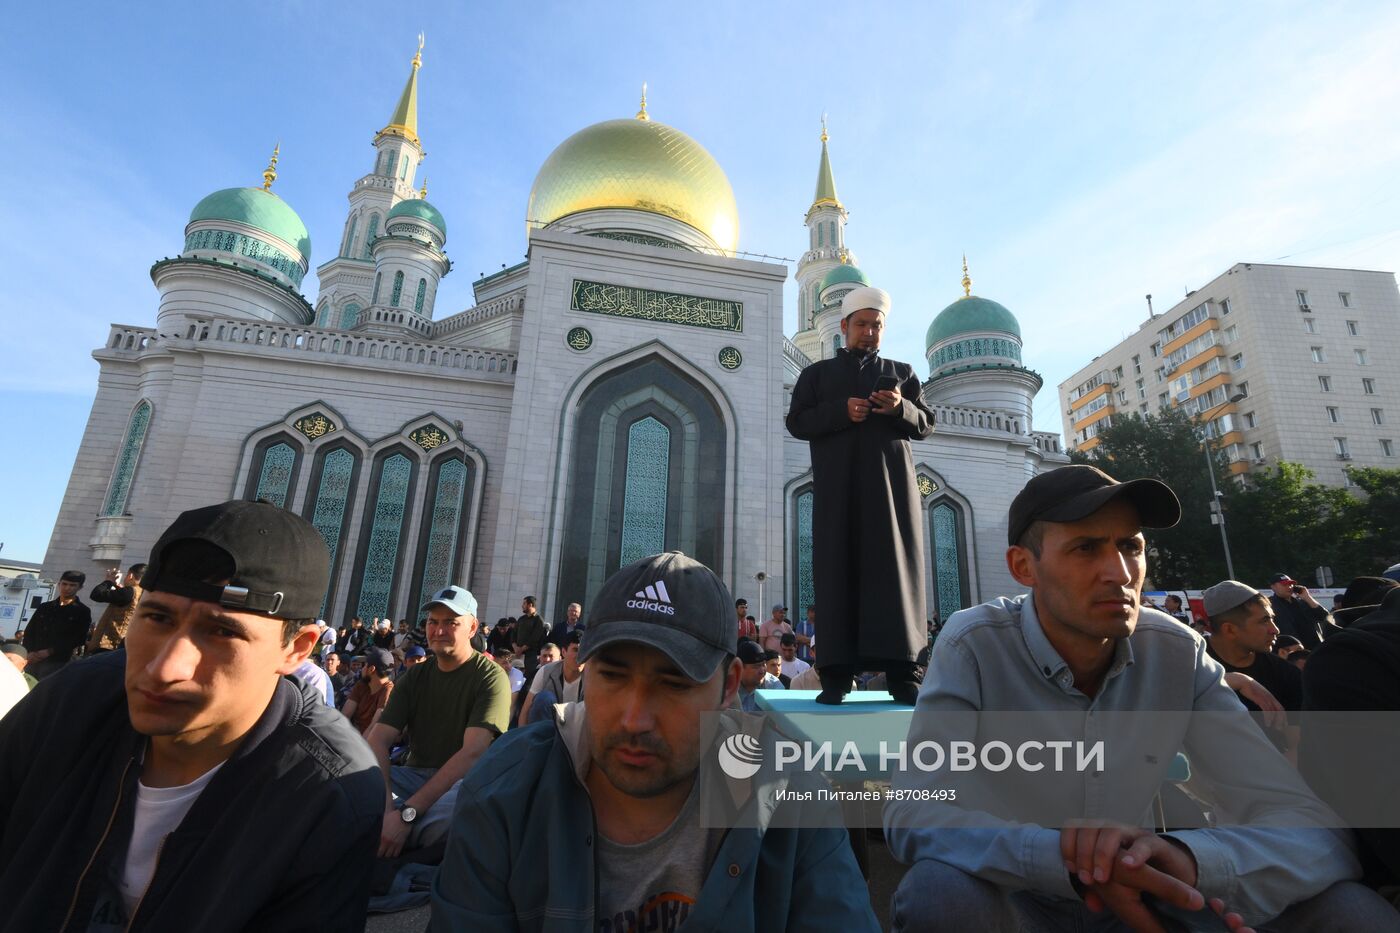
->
785;349;934;668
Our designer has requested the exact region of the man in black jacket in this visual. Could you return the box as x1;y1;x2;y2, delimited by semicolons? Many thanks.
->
1268;573;1337;650
0;500;383;932
22;569;91;679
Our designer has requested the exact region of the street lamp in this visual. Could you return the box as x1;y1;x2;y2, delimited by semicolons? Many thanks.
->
1199;392;1247;580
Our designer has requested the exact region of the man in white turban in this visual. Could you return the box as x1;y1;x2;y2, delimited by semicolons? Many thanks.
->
785;286;935;704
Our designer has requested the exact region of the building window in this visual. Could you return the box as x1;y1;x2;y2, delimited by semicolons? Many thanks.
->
1346;320;1359;336
1220;297;1232;315
414;278;427;313
1237;381;1249;398
400;155;410;179
362;214;380;259
1230;353;1244;371
1296;289;1309;309
1363;378;1376;395
1355;349;1368;365
1303;317;1317;334
1319;375;1332;392
248;439;300;508
1373;408;1385;426
1335;437;1350;458
341;215;358;258
1250;442;1264;460
793;489;815;625
1327;406;1341;423
391;270;404;307
1382;439;1395;457
102;400;153;516
929;500;968;620
355;451;416;621
1150;342;1161;358
412;454;472;613
1244;411;1257;429
1311;346;1325;363
371;272;382;305
1223;325;1238;344
1340;292;1351;308
1158;392;1169;408
1132;354;1141;375
305;445;360;617
619;417;671;566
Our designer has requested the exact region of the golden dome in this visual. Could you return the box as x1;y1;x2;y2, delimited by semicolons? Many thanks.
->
527;117;739;253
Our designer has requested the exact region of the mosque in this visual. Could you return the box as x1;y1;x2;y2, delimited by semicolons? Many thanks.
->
42;44;1068;627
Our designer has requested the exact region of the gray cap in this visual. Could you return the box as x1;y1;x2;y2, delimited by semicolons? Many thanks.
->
1202;580;1265;619
579;551;736;683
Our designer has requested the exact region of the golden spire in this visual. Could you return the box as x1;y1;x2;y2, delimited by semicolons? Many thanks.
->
419;177;428;199
961;254;973;298
380;36;423;145
636;82;649;121
261;142;280;191
413;31;424;70
820;112;829;143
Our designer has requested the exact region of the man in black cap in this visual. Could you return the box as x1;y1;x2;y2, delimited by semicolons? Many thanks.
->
1201;580;1302;753
22;569;91;679
886;465;1394;931
785;285;935;705
0;499;383;931
433;551;879;931
1267;573;1337;649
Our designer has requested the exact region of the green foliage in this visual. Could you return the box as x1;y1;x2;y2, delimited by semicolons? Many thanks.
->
1070;408;1400;587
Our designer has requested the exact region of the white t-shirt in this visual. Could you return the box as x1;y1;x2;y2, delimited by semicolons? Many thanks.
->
780;656;811;679
120;761;225;915
529;659;583;704
506;666;525;694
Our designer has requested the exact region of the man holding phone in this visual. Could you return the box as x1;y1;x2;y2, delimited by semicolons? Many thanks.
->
785;285;934;704
1267;573;1337;650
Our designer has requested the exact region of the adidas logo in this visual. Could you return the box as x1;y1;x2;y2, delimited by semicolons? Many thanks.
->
626;580;676;615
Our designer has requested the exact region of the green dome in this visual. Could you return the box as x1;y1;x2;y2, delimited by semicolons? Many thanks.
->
819;263;869;292
387;197;447;237
189;187;311;260
925;295;1021;350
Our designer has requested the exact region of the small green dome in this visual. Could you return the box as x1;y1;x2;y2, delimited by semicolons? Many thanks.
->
189;187;311;260
925;295;1021;350
387;197;447;238
820;263;869;292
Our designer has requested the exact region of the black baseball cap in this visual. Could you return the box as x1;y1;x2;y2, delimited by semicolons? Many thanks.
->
737;640;766;665
363;646;395;672
579;551;736;683
1008;465;1181;546
142;499;331;619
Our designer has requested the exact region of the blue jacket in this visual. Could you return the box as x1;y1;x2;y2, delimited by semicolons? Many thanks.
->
431;703;878;932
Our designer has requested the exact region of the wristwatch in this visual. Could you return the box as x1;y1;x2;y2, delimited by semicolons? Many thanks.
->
397;804;418;825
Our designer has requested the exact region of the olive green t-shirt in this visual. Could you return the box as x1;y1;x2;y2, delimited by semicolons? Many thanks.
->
379;652;511;768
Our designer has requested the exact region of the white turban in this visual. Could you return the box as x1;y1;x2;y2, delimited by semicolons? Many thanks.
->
840;285;891;319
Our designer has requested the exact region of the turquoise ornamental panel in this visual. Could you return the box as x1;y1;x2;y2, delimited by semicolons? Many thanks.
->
570;280;742;332
418;458;467;605
931;502;964;619
254;442;297;508
310;448;355;615
391;271;404;307
795;490;814;622
341;303;361;329
619;417;670;565
363;215;380;259
414;279;427;313
357;453;413;620
371;272;382;305
102;400;152;516
342;216;358;257
183;228;305;285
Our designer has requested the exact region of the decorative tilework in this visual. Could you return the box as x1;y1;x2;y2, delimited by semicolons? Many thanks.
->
254;442;297;508
619;417;670;564
295;412;336;441
717;346;743;370
418;457;467;604
931;502;964;618
356;453;412;620
571;279;742;332
102;400;152;517
410;426;450;450
565;327;593;352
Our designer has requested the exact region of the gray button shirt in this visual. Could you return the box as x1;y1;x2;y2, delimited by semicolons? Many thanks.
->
883;593;1360;924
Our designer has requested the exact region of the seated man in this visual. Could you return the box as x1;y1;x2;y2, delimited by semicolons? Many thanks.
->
366;585;511;857
342;645;396;736
734;639;773;711
2;642;36;691
779;632;811;682
432;551;879;931
0;500;383;930
884;464;1395;932
1202;581;1303;754
518;628;584;726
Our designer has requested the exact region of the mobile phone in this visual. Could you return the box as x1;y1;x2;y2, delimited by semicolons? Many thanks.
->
874;375;899;392
1141;894;1234;932
1292;585;1304;594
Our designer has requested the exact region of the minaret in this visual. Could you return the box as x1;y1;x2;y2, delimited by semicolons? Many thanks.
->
792;118;861;361
313;37;428;330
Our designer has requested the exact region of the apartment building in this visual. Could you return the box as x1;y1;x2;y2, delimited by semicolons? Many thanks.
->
1058;263;1400;486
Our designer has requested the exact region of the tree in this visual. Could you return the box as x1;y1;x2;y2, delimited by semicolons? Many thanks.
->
1339;466;1400;574
1070;407;1229;588
1223;462;1367;586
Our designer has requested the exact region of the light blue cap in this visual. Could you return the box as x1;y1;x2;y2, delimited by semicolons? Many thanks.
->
421;584;478;618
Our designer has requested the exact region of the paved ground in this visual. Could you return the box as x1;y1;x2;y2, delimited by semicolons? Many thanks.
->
366;829;909;931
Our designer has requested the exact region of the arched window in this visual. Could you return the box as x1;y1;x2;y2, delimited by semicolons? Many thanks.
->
342;215;358;257
102;400;152;516
829;221;836;246
244;436;301;509
414;278;427;313
354;450;417;621
929;499;970;621
371;272;382;305
363;214;380;259
410;453;474;611
400;155;410;179
391;271;404;307
619;417;671;565
832;334;841;357
305;444;360;617
341;303;361;329
378;151;390;175
792;486;815;619
817;224;824;247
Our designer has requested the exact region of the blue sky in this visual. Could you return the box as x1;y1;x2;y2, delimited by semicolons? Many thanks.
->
4;1;1400;560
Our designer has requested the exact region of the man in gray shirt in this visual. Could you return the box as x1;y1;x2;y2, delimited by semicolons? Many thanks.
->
884;465;1396;932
